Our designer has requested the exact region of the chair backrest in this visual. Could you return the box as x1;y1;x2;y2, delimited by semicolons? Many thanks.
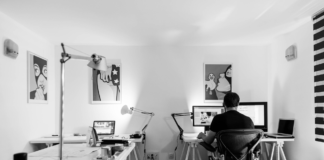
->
216;129;263;160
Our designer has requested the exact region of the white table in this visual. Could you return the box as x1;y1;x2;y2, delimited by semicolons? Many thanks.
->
30;134;143;160
30;136;86;147
28;143;136;160
181;133;294;160
260;138;294;160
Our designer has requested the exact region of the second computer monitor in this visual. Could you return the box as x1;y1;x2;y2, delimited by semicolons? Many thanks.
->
237;102;268;131
192;106;225;126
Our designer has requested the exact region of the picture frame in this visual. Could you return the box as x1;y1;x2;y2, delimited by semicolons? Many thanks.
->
204;63;232;103
27;51;48;104
91;61;121;104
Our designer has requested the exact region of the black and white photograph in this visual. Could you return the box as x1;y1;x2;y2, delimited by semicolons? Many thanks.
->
1;1;324;160
28;51;48;104
204;64;232;103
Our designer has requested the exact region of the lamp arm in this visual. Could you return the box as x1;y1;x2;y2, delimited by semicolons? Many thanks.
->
141;113;154;145
171;112;192;140
142;113;154;133
132;107;154;115
61;43;101;63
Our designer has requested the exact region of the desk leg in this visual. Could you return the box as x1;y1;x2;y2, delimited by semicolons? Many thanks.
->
195;144;202;160
279;146;286;160
261;142;270;159
191;143;195;160
45;143;53;148
185;144;191;160
136;144;141;159
270;143;275;160
278;142;286;160
277;144;280;160
133;147;138;160
180;142;187;160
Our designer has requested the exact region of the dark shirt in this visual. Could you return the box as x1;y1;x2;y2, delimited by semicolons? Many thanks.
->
210;110;254;133
210;110;261;156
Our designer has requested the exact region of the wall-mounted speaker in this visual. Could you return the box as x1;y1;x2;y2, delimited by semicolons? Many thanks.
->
285;45;297;61
4;39;19;58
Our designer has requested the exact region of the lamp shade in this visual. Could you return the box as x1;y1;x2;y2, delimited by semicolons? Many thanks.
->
87;55;108;71
121;105;133;115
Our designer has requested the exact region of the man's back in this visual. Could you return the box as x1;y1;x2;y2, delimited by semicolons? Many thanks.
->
210;110;254;133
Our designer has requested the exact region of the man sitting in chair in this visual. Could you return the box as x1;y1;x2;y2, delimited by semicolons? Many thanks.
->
197;92;260;158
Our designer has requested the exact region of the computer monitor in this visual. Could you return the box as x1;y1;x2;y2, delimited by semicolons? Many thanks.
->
93;120;115;135
192;105;225;131
237;102;268;131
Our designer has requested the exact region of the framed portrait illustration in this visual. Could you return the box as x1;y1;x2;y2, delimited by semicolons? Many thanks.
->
28;51;48;104
91;61;121;104
204;63;232;103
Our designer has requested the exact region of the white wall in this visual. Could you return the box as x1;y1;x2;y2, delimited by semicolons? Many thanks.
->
55;45;268;159
268;17;324;159
0;12;55;160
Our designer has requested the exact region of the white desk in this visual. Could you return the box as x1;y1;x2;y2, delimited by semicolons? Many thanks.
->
30;136;86;146
260;138;294;160
30;134;143;160
30;134;143;145
181;133;294;160
181;133;203;160
28;143;136;160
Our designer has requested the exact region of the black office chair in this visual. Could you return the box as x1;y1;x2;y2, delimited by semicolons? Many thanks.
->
216;129;263;160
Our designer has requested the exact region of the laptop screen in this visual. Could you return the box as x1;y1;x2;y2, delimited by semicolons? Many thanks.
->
93;121;115;135
278;119;294;135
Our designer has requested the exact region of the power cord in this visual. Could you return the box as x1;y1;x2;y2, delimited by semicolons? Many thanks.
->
174;134;180;160
143;135;147;160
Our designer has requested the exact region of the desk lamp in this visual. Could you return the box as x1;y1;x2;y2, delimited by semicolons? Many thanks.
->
121;105;155;137
59;43;108;160
121;105;154;160
171;112;193;140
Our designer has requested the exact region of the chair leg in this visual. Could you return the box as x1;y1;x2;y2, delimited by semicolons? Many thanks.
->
212;151;223;160
207;151;213;160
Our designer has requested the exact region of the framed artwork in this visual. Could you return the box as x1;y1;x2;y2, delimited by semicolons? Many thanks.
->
91;63;121;104
28;51;48;104
204;63;232;103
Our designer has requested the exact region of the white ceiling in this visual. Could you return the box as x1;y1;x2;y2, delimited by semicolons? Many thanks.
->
0;0;324;46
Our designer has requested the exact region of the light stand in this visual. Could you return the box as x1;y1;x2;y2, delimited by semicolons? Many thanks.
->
59;43;108;160
171;112;193;140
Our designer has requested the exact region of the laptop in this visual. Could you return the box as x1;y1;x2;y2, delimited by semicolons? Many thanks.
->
265;119;295;138
93;120;115;139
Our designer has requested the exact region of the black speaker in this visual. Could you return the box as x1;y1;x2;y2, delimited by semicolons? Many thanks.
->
13;152;27;160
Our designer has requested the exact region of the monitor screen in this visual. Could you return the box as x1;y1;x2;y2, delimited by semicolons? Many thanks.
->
237;102;268;131
193;106;225;126
93;121;115;135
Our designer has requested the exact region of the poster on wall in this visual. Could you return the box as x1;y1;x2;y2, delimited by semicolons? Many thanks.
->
91;61;121;104
28;51;48;104
204;64;232;103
